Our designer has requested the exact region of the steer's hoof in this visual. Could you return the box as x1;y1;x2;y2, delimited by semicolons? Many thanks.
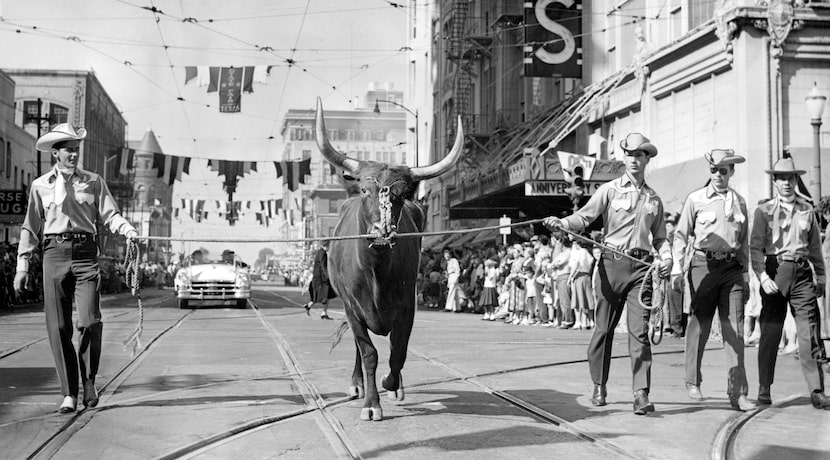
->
360;407;383;421
386;375;404;401
349;385;364;399
387;387;405;401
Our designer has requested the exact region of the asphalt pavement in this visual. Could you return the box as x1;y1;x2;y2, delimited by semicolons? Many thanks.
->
0;284;827;459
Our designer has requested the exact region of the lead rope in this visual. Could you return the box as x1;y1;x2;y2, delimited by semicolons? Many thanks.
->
377;185;397;238
122;239;144;357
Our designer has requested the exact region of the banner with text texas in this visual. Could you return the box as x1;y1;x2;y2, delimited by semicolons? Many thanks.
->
523;0;582;78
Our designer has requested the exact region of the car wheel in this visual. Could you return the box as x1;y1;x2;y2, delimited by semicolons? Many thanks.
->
178;299;191;309
236;299;248;309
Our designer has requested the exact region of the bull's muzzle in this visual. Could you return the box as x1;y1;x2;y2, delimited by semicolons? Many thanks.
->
368;222;397;248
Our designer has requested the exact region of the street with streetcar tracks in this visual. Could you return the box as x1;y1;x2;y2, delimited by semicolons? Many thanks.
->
1;283;827;460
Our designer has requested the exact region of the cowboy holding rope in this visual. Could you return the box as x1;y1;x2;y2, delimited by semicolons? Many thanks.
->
544;132;672;415
671;149;756;411
13;124;138;414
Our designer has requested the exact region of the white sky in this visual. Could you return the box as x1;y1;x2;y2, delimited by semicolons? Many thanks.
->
0;0;413;160
0;0;419;263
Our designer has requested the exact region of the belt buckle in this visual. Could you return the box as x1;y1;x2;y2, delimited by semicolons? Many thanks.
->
76;234;88;244
55;233;69;243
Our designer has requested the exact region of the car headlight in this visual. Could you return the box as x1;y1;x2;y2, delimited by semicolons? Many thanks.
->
176;270;191;288
235;272;250;288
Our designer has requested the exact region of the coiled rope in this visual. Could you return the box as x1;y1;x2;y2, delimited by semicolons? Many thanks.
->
122;238;144;357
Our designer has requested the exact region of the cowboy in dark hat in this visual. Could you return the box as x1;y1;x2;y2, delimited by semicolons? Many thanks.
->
543;132;673;415
671;148;756;411
749;157;828;409
14;123;138;414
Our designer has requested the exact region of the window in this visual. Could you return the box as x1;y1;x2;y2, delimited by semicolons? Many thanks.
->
401;152;407;165
327;129;338;141
23;100;41;124
361;130;370;141
373;130;385;141
14;166;18;188
345;130;355;141
50;103;69;125
391;152;397;164
0;137;4;173
329;199;339;214
6;142;11;179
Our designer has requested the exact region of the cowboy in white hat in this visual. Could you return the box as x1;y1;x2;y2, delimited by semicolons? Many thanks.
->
749;157;828;409
544;132;673;415
671;148;756;411
14;123;138;414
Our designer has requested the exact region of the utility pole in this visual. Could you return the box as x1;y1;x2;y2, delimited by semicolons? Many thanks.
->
30;98;52;177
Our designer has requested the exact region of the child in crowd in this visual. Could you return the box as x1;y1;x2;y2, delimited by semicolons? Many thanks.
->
426;267;442;309
521;263;537;325
480;258;499;321
568;237;595;330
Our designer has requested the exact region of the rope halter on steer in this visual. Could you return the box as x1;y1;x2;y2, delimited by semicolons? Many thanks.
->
122;238;145;357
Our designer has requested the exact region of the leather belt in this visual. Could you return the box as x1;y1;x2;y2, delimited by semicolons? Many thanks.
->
695;249;737;261
46;232;95;244
604;246;653;261
768;254;808;265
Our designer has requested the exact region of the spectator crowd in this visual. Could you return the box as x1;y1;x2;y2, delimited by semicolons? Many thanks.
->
415;202;830;354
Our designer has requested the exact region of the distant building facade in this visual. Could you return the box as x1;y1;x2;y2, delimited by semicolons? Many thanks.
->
280;84;407;259
0;70;36;243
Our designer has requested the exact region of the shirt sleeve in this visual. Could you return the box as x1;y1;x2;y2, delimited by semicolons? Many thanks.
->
671;195;694;275
749;206;768;278
561;184;610;231
17;185;45;273
651;197;671;260
98;177;136;236
736;197;750;274
808;212;825;282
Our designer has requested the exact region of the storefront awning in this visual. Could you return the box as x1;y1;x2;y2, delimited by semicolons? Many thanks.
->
469;228;500;246
421;233;453;252
447;231;479;249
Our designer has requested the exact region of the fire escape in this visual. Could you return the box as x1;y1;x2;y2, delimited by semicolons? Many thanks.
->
446;0;493;172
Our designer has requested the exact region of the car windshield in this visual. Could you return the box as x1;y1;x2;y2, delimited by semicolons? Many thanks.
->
188;258;248;268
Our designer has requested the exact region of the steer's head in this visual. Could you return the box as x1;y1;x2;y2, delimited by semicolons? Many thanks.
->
315;97;464;247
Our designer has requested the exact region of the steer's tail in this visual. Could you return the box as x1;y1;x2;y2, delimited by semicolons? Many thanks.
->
329;320;350;353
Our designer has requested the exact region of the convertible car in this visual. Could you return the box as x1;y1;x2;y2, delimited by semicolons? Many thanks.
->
174;250;251;309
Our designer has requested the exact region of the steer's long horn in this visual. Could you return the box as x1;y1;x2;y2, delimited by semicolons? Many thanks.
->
411;116;464;181
315;97;359;174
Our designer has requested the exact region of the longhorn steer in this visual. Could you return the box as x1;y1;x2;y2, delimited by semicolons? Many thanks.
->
315;98;463;421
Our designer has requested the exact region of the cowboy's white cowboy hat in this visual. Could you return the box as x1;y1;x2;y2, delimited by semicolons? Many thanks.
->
36;123;87;152
765;157;805;176
619;132;658;157
704;148;745;166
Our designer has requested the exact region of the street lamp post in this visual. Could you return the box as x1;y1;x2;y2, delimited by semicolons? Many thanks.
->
805;82;826;202
373;99;419;167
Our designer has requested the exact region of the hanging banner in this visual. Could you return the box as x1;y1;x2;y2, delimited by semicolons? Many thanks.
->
219;67;243;113
523;0;582;78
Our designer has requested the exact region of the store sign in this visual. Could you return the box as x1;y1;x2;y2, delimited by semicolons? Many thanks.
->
525;180;603;197
0;190;26;224
523;0;582;78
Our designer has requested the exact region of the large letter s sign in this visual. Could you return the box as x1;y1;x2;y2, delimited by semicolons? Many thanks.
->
534;0;576;65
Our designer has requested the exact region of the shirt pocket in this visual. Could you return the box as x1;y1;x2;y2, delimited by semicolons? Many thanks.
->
610;196;632;212
698;211;717;225
796;210;812;233
37;183;56;209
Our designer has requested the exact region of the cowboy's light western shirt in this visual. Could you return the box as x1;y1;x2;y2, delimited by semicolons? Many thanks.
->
749;196;825;283
17;166;136;272
671;185;749;275
559;174;671;260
